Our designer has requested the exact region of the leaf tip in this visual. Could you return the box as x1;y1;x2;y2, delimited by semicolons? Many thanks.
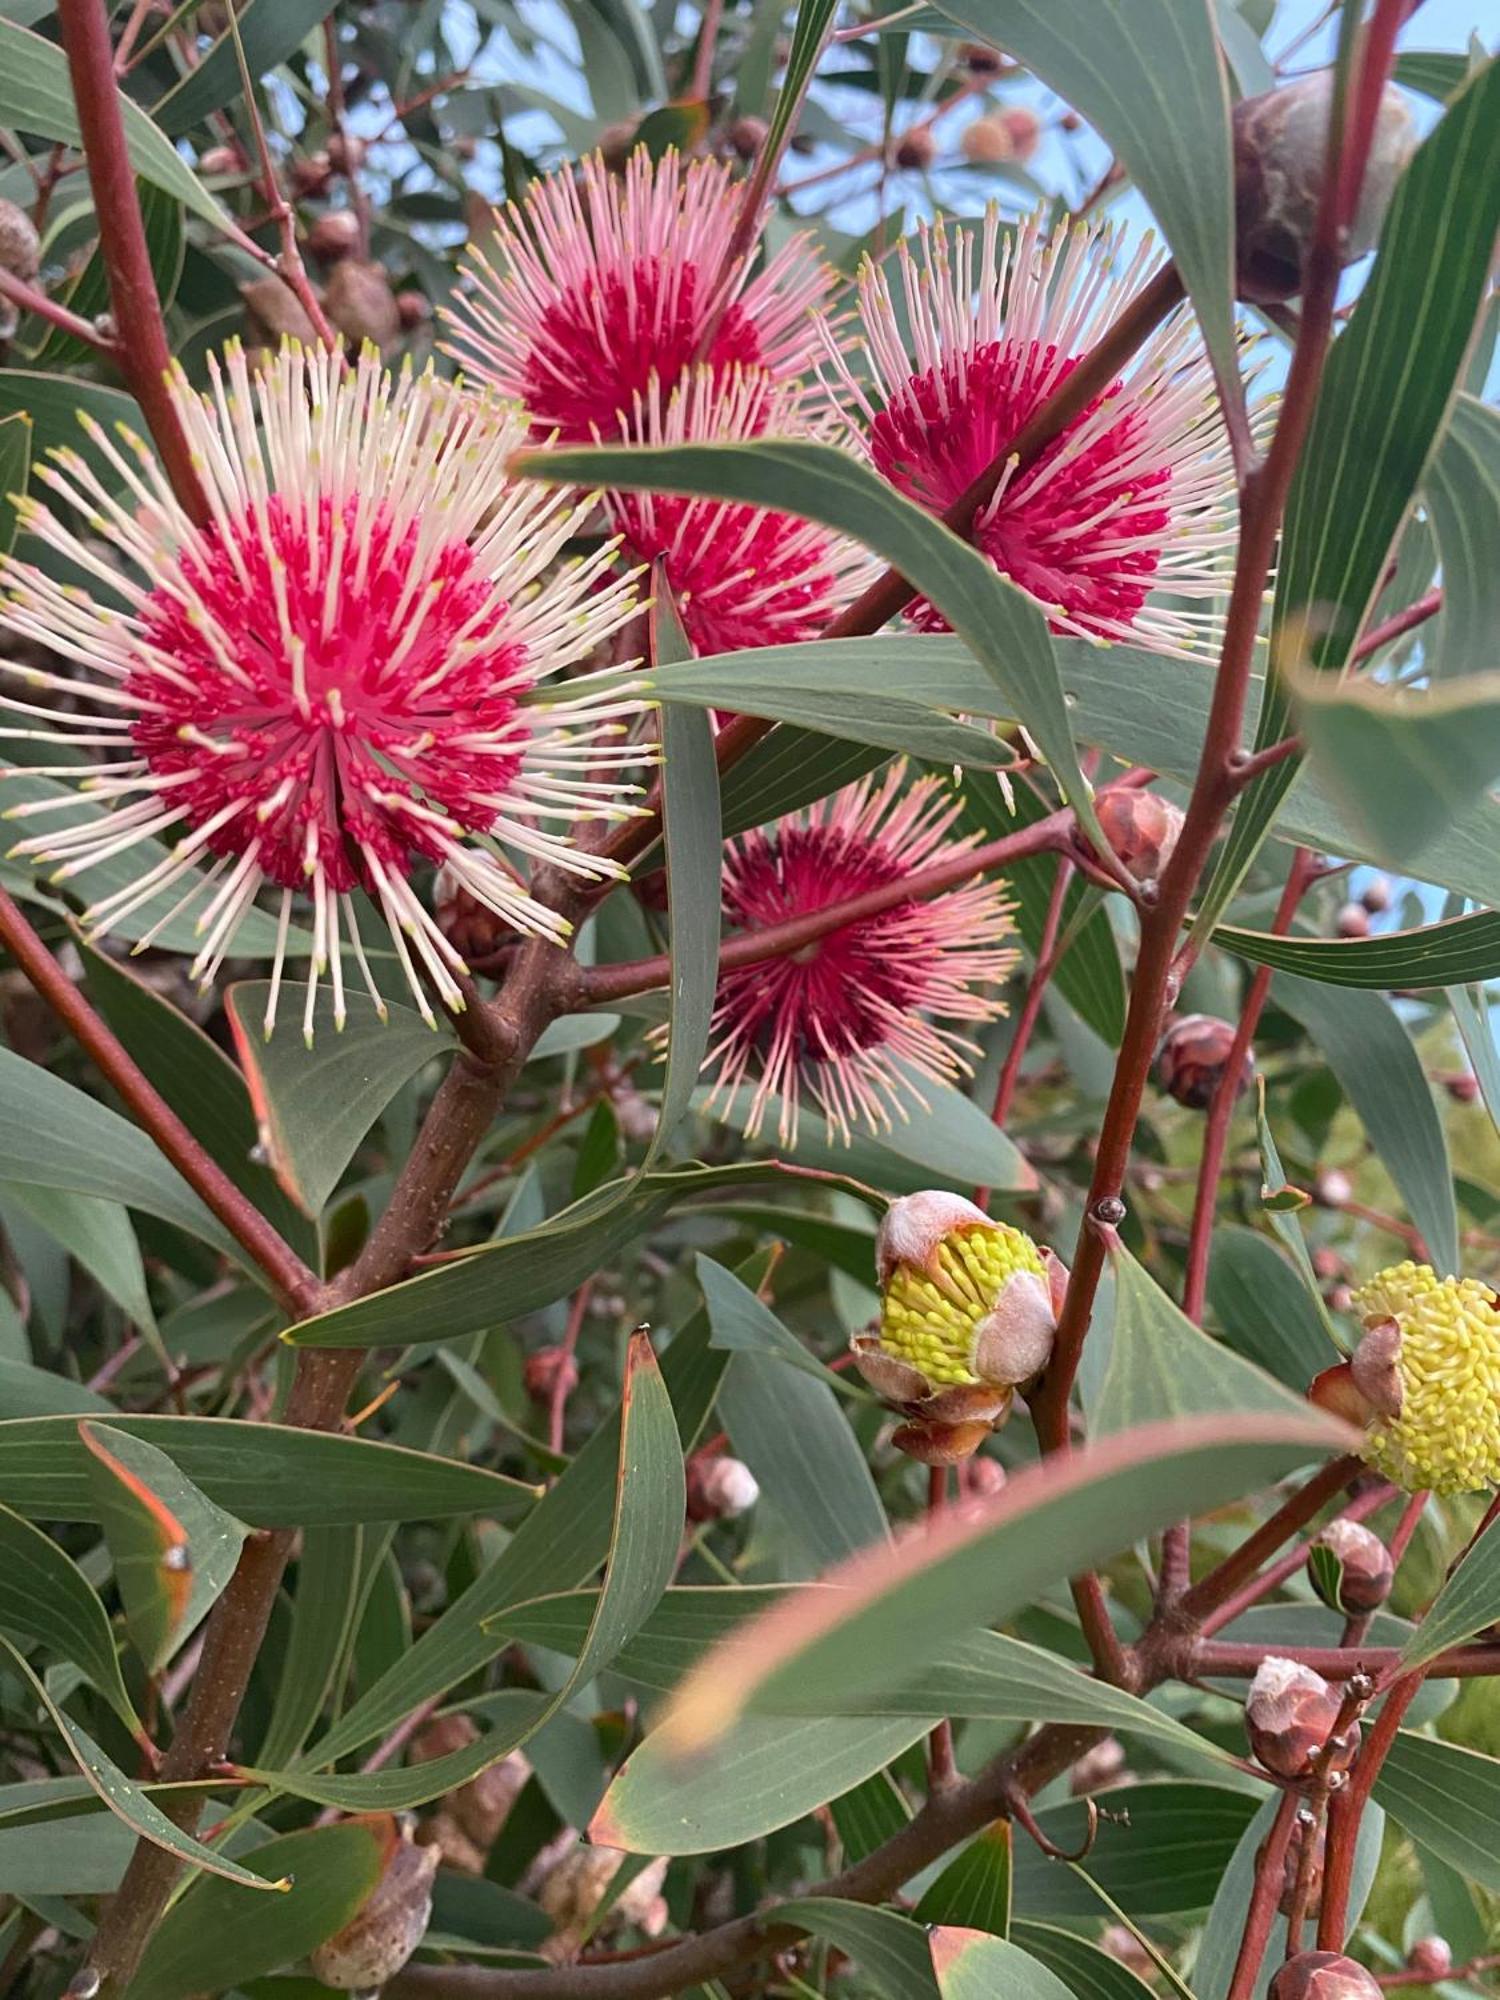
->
928;1926;990;1980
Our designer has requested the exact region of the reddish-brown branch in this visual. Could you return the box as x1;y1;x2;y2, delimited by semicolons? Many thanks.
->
1318;1671;1424;1950
582;809;1072;1003
0;889;318;1313
1199;1481;1397;1637
1226;1790;1301;2000
990;857;1072;1134
56;0;209;527
1180;1458;1363;1623
0;266;118;351
1375;1957;1500;1991
1351;587;1442;665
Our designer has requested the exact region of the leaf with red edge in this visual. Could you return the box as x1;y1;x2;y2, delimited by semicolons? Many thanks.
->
930;1928;1075;2000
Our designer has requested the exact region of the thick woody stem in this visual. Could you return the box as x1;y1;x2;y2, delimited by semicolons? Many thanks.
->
0;888;318;1315
56;0;209;527
1318;1672;1424;1950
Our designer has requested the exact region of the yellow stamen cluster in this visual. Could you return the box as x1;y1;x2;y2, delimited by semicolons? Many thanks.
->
1353;1261;1500;1495
879;1222;1046;1387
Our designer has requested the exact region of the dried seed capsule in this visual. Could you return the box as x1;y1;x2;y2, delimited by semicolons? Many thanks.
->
309;1825;439;1989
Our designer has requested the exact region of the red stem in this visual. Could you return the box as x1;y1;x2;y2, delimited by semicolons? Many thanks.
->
989;858;1071;1133
1199;1482;1396;1637
1227;1790;1301;2000
582;810;1073;1003
1318;1671;1424;1949
0;266;117;351
1180;1458;1363;1623
0;887;318;1314
55;0;209;527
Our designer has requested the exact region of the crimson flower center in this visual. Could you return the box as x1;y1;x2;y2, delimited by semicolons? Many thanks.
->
129;495;528;892
528;261;762;440
868;337;1172;633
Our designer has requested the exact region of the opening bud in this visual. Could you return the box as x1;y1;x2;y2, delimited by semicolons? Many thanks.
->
1156;1015;1253;1111
1232;72;1415;303
1310;1519;1394;1614
686;1452;760;1521
1268;1953;1384;2000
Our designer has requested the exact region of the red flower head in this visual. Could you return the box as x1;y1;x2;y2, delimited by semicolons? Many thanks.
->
701;766;1017;1145
444;148;833;444
0;342;646;1038
607;369;873;663
821;208;1239;656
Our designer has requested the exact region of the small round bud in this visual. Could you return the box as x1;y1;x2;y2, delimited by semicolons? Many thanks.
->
452;134;478;161
309;1824;439;1989
1361;874;1392;914
1099;1927;1154;1978
1245;1656;1346;1780
686;1453;760;1522
961;115;1014;165
1329;1283;1354;1313
396;288;431;330
1268;1953;1384;2000
308;208;361;265
1232;73;1416;302
1311;1519;1395;1613
1070;1736;1125;1794
959;41;1005;74
524;1345;579;1404
894;129;936;172
324;259;401;352
290;151;335;200
1406;1939;1453;1981
965;1455;1006;1497
727;115;768;161
199;143;246;176
1060;109;1083;133
0;197;40;343
1315;1168;1353;1208
1336;901;1371;939
1001;105;1042;162
327;131;367;175
1444;1072;1481;1106
1155;1014;1253;1111
1093;788;1185;886
1312;1247;1345;1282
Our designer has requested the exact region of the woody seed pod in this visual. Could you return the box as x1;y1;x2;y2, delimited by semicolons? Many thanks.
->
309;1826;439;1989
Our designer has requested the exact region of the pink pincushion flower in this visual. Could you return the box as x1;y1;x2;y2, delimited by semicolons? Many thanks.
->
607;369;873;662
0;342;646;1038
820;209;1239;656
443;148;833;443
702;766;1017;1145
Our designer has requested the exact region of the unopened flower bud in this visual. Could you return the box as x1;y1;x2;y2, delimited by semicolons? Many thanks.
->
291;151;335;200
1070;1736;1125;1794
1361;875;1392;914
1269;1953;1384;2000
727;115;767;161
1315;1169;1353;1208
327;131;367;175
1349;1263;1500;1493
1312;1247;1345;1282
959;41;1005;74
1060;109;1083;133
1094;787;1185;886
199;143;246;176
1001;105;1042;162
1311;1519;1394;1613
309;1820;439;1989
1232;72;1416;302
1100;1926;1154;1978
524;1345;579;1403
396;289;431;331
1245;1657;1347;1780
1156;1014;1253;1110
894;129;936;172
324;259;402;353
961;115;1015;165
1406;1938;1453;1981
308;208;361;264
0;198;40;342
1335;901;1370;939
1444;1072;1481;1106
966;1455;1006;1497
686;1452;759;1522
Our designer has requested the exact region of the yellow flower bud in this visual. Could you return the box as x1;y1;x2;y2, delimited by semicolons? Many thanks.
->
1351;1261;1500;1495
877;1202;1051;1389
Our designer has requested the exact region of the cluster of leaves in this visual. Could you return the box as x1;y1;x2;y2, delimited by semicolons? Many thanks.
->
1;0;1500;1997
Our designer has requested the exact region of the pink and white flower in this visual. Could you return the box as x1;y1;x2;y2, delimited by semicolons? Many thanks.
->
820;208;1239;656
444;148;832;443
607;368;873;662
0;341;645;1038
702;766;1017;1145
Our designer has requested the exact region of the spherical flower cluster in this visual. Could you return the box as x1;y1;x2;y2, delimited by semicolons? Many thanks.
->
443;147;832;444
0;342;645;1037
850;1191;1064;1463
700;767;1018;1146
605;370;873;662
1349;1261;1500;1495
819;207;1239;655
